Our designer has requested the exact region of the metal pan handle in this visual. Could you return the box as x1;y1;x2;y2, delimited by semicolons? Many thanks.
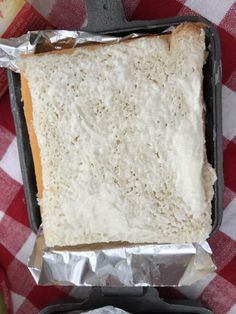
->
81;0;172;32
81;0;215;33
81;0;130;32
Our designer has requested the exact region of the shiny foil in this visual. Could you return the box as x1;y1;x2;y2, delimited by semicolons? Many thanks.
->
0;30;216;286
0;30;140;72
28;229;216;286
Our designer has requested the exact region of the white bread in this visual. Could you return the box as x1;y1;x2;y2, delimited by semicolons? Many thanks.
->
18;23;216;247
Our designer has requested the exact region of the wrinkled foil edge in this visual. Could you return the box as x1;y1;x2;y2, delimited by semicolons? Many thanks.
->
28;229;216;286
0;30;141;72
1;29;216;286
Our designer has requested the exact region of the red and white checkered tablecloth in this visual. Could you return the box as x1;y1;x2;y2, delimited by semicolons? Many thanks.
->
0;0;236;313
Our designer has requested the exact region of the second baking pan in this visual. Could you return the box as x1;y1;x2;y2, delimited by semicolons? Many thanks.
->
7;0;223;235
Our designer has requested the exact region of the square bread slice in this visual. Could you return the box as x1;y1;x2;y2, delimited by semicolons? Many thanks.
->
18;23;216;247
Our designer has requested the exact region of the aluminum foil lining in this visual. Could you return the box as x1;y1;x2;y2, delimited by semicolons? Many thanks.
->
29;229;216;286
0;30;141;72
1;29;216;286
0;27;176;72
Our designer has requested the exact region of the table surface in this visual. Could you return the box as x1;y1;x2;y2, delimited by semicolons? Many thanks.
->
0;0;236;313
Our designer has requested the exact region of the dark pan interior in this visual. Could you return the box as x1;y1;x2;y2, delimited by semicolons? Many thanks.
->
39;287;212;314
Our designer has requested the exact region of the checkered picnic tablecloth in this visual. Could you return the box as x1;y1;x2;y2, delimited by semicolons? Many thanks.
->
0;0;236;313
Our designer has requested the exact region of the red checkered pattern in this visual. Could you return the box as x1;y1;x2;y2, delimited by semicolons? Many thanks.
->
0;0;235;313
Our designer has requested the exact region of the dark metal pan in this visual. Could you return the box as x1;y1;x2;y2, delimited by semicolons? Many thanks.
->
7;0;223;235
39;287;213;314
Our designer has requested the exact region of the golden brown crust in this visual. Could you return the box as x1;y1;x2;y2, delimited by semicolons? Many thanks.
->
20;23;203;59
172;22;202;38
21;33;171;57
21;73;43;201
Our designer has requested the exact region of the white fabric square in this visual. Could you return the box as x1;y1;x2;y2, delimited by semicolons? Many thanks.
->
11;292;25;313
0;210;4;221
228;304;236;314
185;0;235;24
0;138;23;184
222;85;236;140
177;272;216;299
220;198;236;241
16;232;36;265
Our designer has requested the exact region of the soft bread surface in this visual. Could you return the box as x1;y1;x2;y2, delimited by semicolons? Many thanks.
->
19;24;216;247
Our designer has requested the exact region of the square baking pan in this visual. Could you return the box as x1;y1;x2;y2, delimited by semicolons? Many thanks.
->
7;0;223;235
